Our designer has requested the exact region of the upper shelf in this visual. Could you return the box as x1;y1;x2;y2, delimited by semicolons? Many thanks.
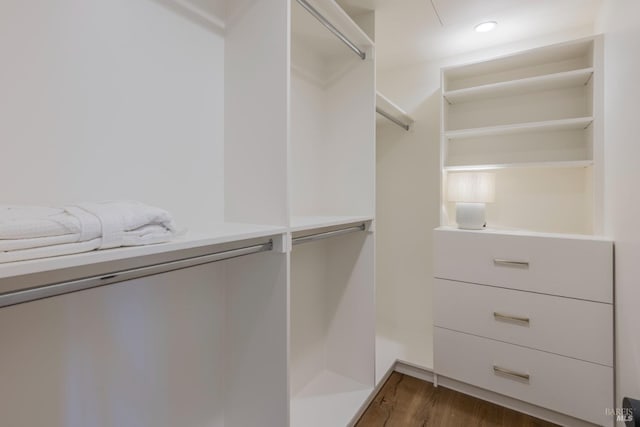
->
376;92;413;130
443;67;594;104
290;215;373;233
444;160;593;172
0;223;286;281
445;116;593;140
443;39;593;91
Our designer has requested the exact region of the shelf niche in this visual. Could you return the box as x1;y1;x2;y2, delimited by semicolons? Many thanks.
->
440;37;603;235
290;0;375;220
290;225;375;427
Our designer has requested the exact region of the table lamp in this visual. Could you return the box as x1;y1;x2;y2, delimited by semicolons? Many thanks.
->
447;172;495;230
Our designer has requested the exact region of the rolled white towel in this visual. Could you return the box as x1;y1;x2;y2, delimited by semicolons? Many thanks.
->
68;201;177;250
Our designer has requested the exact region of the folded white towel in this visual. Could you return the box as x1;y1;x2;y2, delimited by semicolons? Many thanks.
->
0;238;103;264
0;206;80;239
0;201;177;262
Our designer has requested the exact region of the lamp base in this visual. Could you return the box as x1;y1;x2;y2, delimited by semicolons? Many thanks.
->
456;202;486;230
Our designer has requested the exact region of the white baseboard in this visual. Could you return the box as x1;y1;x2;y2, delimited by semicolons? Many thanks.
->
347;361;397;426
354;359;601;427
394;360;435;383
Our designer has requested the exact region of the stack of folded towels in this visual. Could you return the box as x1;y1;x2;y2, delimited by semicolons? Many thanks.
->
0;201;177;263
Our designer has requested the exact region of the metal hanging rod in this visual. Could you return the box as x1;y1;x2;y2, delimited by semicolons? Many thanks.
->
0;240;273;309
293;223;366;246
296;0;366;60
376;107;411;131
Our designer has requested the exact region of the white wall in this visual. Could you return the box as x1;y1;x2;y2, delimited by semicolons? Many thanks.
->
224;0;290;226
376;24;597;370
0;0;225;230
599;0;640;410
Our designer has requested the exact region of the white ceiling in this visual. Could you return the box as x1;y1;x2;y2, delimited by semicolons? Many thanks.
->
339;0;603;69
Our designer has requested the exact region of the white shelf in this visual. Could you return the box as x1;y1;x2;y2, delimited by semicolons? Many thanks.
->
290;370;373;427
443;39;593;91
445;160;593;172
445;116;593;140
435;225;612;241
0;222;286;280
376;91;413;129
289;215;373;232
0;217;377;281
444;68;594;104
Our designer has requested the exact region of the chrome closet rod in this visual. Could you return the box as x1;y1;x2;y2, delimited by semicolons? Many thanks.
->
0;241;273;309
296;0;366;60
376;107;411;131
293;224;366;246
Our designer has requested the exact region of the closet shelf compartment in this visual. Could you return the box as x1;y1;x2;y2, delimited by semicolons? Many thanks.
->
443;67;594;104
292;0;373;64
444;160;593;172
0;222;286;281
290;370;373;427
443;39;594;91
445;116;593;140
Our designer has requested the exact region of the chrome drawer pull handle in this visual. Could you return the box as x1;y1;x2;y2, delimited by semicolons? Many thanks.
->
493;312;530;325
493;365;530;383
493;259;529;268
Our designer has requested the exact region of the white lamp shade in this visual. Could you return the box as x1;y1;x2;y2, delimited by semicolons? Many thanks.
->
447;172;496;203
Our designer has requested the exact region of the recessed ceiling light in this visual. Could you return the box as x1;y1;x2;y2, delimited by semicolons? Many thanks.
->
474;21;497;33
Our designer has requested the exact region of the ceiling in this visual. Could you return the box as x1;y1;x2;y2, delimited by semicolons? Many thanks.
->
338;0;603;69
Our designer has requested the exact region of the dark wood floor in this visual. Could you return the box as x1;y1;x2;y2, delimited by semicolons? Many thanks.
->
356;372;558;427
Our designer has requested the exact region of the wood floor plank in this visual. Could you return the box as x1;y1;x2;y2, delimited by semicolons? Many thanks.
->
356;372;559;427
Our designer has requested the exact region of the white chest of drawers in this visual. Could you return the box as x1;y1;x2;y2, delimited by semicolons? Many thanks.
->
433;227;614;427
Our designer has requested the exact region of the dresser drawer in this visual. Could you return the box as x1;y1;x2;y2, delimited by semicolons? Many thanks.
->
433;229;613;303
434;327;613;426
434;279;613;366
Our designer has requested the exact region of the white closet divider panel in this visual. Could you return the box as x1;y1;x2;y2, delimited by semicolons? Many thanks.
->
225;0;289;226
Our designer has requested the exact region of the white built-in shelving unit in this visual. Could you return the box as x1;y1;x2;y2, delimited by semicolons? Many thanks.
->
441;36;604;234
435;37;614;427
0;1;376;426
